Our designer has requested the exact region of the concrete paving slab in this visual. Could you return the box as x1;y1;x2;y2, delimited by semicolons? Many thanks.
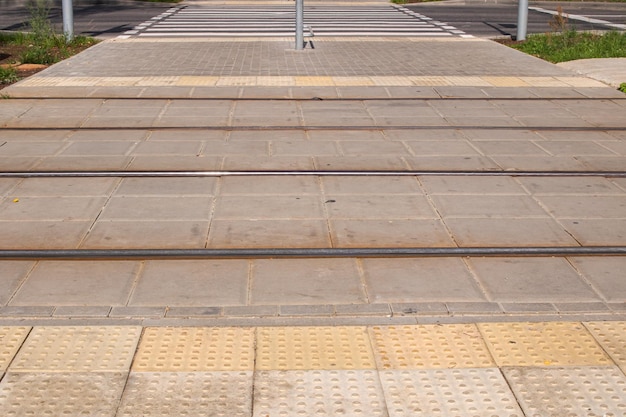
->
329;218;455;248
99;196;213;220
361;258;485;303
560;219;626;246
0;221;92;249
81;220;210;249
469;258;602;303
442;217;580;246
570;257;626;302
10;261;139;306
208;219;332;248
129;259;249;306
250;259;366;305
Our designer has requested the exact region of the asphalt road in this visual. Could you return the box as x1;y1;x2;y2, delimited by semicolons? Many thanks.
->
405;1;626;38
0;1;173;38
1;0;625;39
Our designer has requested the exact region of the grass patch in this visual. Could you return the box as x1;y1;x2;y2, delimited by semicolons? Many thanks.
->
0;66;19;84
509;30;626;63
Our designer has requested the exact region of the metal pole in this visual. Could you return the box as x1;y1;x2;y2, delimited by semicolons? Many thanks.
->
517;0;528;41
62;0;74;42
295;0;304;50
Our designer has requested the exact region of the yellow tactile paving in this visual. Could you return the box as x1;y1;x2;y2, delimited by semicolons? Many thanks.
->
478;322;613;367
9;326;141;372
0;327;31;372
481;76;530;87
96;77;143;86
256;326;376;370
369;324;495;369
584;321;626;373
215;76;257;86
370;76;412;86
176;76;219;86
136;76;179;86
256;76;296;86
294;76;336;86
408;76;452;86
332;76;375;86
132;327;254;372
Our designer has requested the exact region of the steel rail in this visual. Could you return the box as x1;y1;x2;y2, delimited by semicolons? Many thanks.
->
2;170;626;178
4;96;626;101
1;125;625;131
1;247;625;260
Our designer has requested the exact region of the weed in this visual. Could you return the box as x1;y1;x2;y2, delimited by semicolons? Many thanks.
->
620;83;626;93
548;6;569;33
26;0;55;41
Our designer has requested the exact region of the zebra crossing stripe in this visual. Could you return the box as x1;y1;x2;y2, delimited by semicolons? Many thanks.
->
122;5;468;38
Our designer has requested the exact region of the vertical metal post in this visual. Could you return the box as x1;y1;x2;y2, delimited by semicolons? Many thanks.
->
62;0;74;42
295;0;304;50
517;0;528;41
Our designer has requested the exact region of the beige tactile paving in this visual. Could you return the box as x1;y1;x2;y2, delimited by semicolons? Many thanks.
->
253;370;387;417
0;372;127;416
10;326;141;372
584;321;626;373
132;327;254;372
478;322;613;367
503;366;626;417
0;327;31;372
117;371;253;417
380;368;523;417
256;326;375;370
370;324;495;370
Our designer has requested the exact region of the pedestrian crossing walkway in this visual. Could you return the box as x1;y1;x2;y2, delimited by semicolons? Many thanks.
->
122;4;469;38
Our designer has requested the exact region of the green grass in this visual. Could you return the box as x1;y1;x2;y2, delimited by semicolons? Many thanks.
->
0;66;19;84
510;30;626;63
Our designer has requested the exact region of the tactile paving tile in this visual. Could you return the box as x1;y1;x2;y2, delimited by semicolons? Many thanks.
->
369;325;495;369
584;321;626;373
254;370;387;417
0;371;127;416
0;327;30;372
255;326;375;370
132;327;254;372
10;326;141;372
379;368;523;417
503;366;626;417
478;322;612;367
116;371;253;417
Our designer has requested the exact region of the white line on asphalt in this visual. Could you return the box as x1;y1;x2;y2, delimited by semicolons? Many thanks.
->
529;6;626;30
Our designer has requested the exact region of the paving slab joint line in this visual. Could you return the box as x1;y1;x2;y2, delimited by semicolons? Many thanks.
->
0;304;624;325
